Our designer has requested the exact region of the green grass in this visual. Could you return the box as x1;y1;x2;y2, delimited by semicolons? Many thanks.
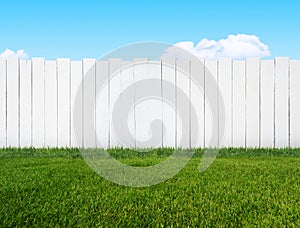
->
0;148;300;227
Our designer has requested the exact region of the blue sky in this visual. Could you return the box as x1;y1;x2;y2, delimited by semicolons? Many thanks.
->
0;0;299;59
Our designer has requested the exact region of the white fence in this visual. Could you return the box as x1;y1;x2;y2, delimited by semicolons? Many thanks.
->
0;57;299;148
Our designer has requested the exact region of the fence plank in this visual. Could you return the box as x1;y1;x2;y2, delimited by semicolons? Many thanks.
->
144;60;162;148
204;60;218;148
0;60;6;147
246;58;260;148
57;59;70;147
7;58;19;147
191;58;205;148
232;60;246;147
218;58;232;147
275;57;289;148
176;59;190;148
20;60;32;147
161;57;176;147
83;58;96;148
45;61;57;147
260;60;274;148
71;61;83;148
132;58;144;149
32;58;45;147
133;58;146;149
290;60;300;147
95;60;109;148
120;60;135;148
108;58;123;148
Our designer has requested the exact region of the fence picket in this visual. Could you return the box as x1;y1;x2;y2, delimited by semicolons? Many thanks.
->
218;58;232;147
275;57;289;148
204;60;218;148
260;60;274;148
57;59;70;147
20;60;32;147
70;61;83;148
83;58;96;148
161;57;176;147
290;60;300;147
232;60;246;147
246;58;260;148
95;60;109;148
45;60;57;147
120;60;135;148
0;60;6;147
191;58;205;148
32;58;45;147
6;58;19;147
176;58;191;148
108;58;123;148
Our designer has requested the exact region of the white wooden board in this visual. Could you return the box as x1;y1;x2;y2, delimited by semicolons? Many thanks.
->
57;59;70;147
204;60;218;148
0;60;6;147
71;61;83;148
45;60;57;147
218;58;232;147
191;58;205;148
176;59;191;148
83;59;96;148
20;60;32;147
246;58;260;148
95;60;110;148
275;57;289;148
290;60;300;147
260;60;274;148
6;58;19;147
232;60;246;147
32;58;45;147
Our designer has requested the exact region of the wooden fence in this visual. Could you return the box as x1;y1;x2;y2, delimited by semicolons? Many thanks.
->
0;57;299;148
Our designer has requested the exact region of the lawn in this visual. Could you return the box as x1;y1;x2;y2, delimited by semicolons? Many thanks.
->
0;148;299;227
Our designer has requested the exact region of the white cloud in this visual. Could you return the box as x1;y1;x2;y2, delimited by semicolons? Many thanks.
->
172;34;271;60
0;49;29;60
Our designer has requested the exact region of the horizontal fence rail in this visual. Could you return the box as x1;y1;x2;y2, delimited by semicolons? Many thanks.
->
0;57;299;148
